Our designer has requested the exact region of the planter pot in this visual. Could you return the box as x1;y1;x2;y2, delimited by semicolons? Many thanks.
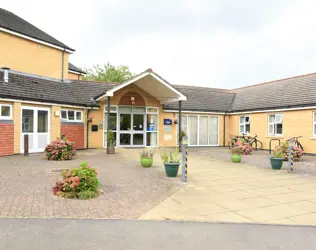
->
140;158;153;168
164;163;180;178
107;146;115;154
270;157;284;170
231;154;242;163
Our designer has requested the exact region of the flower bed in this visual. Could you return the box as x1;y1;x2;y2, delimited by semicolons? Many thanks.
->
45;138;76;160
275;142;303;161
235;139;253;155
52;162;100;199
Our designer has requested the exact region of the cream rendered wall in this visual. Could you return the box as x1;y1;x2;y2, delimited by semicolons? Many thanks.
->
0;32;69;80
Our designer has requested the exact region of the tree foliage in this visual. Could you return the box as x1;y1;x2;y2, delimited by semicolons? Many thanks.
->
83;63;134;83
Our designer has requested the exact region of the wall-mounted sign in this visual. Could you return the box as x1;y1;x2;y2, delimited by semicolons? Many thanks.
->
164;119;172;125
91;125;98;132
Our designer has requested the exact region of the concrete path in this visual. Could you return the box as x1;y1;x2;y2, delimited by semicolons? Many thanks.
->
1;218;316;250
140;152;316;225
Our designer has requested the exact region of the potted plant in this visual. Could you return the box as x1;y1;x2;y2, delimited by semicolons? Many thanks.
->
231;146;242;163
178;130;186;152
161;148;181;177
107;130;115;154
140;148;155;168
270;147;284;170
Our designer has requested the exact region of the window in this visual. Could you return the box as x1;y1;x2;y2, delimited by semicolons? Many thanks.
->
240;116;250;134
268;114;283;135
61;110;83;122
0;104;12;119
314;112;316;136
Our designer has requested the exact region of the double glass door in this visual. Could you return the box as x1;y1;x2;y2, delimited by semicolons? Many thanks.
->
119;113;144;146
21;107;50;153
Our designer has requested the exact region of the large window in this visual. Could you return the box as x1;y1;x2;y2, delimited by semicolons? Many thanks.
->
0;104;12;119
177;115;219;146
61;110;83;122
268;114;283;135
239;116;250;134
146;107;158;146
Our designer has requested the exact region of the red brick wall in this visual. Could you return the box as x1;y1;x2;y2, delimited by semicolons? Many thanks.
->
61;123;84;149
0;123;14;156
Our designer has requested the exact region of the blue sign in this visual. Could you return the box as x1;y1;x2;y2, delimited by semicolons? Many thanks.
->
165;126;171;132
164;119;172;125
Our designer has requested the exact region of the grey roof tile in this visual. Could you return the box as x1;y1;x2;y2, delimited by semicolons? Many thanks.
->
68;63;85;74
0;8;74;51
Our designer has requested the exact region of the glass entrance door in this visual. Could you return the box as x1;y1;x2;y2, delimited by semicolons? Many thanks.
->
21;107;50;153
119;113;144;147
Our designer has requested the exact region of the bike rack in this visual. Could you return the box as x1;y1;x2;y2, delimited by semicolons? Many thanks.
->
269;139;281;154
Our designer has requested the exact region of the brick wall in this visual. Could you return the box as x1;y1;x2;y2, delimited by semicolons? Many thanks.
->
61;123;84;149
0;123;14;156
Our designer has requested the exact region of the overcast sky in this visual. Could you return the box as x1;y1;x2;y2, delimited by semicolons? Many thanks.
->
3;0;316;88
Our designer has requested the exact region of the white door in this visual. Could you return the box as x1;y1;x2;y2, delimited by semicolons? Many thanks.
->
21;107;50;153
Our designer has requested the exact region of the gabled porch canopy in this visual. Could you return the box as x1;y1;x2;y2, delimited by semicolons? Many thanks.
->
95;69;187;104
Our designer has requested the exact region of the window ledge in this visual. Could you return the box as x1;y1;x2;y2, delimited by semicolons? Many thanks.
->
309;137;316;140
266;136;284;139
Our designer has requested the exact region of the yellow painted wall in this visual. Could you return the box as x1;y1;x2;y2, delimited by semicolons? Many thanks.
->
227;109;316;153
51;106;61;141
68;72;81;80
12;102;21;154
0;31;69;80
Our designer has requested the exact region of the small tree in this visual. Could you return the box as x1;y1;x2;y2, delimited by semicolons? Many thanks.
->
83;63;134;83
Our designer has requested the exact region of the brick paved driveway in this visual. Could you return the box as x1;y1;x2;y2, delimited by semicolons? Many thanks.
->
0;149;178;219
141;148;316;226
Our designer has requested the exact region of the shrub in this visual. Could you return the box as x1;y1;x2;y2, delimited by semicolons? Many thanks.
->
52;162;100;199
161;148;180;163
231;146;242;155
276;142;303;161
140;148;155;159
235;139;253;155
273;146;284;158
45;138;76;160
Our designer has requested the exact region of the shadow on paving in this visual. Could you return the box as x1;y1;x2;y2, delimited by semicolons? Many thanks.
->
0;149;179;219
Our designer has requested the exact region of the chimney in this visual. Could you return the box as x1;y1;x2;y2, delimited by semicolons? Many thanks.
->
2;67;10;83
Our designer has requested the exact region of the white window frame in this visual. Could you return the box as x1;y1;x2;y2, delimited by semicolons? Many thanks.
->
61;109;83;122
176;114;219;146
313;112;316;136
239;115;250;134
0;104;12;120
268;114;283;136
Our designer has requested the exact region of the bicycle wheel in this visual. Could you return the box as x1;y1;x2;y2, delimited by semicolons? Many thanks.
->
228;139;237;149
296;142;304;151
251;140;263;151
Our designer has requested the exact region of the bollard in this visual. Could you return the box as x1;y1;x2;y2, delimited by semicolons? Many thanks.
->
287;138;295;172
181;136;188;182
24;134;29;156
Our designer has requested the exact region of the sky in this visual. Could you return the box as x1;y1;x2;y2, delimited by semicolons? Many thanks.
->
3;0;316;88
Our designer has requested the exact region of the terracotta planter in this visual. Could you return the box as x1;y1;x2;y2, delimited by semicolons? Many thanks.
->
231;154;242;163
140;158;153;168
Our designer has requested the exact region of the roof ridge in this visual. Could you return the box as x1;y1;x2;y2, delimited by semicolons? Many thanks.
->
71;79;120;84
230;72;316;91
173;84;232;94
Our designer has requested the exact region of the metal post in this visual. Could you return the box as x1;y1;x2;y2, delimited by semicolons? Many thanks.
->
287;138;294;172
179;100;182;146
107;96;111;150
181;136;188;182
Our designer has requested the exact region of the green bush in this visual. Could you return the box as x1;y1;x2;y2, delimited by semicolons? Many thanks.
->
53;162;100;199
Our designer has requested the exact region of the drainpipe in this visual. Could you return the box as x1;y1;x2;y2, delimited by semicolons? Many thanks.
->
86;109;91;149
223;113;227;147
61;48;66;81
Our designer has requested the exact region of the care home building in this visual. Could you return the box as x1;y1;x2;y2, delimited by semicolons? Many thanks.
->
1;8;316;156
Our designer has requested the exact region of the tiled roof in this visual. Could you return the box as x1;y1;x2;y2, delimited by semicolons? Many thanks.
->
0;70;116;107
0;8;74;51
165;85;235;112
230;73;316;112
68;63;85;74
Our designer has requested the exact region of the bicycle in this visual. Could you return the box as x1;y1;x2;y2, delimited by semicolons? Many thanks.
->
228;133;263;151
287;136;304;151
